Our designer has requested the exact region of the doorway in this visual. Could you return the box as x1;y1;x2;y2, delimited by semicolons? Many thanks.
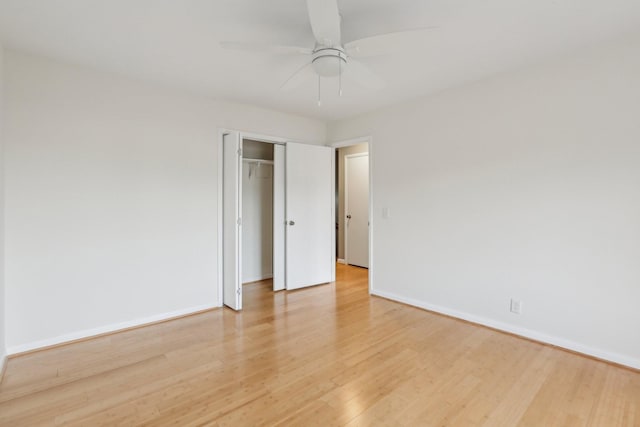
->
336;142;370;269
241;139;274;286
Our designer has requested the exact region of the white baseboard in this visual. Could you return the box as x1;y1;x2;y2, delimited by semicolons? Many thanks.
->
243;274;273;284
371;289;640;370
0;351;7;383
7;303;219;356
337;259;347;265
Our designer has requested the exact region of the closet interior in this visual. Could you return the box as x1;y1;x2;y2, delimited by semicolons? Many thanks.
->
241;139;274;285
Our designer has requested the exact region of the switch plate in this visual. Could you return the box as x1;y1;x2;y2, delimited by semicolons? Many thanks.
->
382;207;390;219
510;299;522;314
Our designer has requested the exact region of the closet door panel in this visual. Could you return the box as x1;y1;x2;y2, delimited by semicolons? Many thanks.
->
273;145;286;291
285;142;334;290
222;132;242;310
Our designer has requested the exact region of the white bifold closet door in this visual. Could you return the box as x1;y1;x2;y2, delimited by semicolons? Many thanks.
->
222;131;242;310
285;142;334;290
272;144;286;291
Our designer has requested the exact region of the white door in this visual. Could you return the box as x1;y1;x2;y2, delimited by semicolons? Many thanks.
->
286;142;334;290
272;144;286;291
222;132;242;310
345;153;369;268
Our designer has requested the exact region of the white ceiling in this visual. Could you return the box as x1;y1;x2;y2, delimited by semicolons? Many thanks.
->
1;0;639;121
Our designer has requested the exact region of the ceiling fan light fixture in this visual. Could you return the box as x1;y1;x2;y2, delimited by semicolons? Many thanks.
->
222;0;392;94
312;47;347;77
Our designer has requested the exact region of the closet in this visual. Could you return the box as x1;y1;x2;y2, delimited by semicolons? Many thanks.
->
241;139;274;284
221;130;334;310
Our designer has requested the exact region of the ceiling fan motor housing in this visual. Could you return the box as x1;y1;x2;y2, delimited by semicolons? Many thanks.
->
312;47;347;77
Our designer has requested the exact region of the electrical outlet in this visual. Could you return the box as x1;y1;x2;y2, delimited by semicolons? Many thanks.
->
510;299;522;314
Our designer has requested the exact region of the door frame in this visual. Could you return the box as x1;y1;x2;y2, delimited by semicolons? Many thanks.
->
329;136;374;294
344;152;369;268
217;129;287;308
218;130;366;305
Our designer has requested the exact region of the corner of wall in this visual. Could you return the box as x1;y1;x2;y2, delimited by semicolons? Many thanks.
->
0;43;7;381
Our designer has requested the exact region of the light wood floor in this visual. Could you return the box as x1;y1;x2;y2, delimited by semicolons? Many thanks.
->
1;264;639;426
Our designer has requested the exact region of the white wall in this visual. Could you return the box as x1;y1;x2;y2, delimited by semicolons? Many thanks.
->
0;45;6;373
3;50;326;353
328;35;640;369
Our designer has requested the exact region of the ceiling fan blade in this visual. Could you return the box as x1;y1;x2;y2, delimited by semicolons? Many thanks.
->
344;59;385;90
344;27;437;58
306;0;342;47
220;41;313;55
280;63;315;91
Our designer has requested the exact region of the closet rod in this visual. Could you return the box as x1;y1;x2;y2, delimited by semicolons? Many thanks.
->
242;158;274;165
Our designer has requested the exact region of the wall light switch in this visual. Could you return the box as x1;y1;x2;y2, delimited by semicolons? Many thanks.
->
510;299;522;314
382;207;390;219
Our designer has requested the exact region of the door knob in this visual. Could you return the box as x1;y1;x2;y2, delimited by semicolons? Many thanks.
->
288;220;295;226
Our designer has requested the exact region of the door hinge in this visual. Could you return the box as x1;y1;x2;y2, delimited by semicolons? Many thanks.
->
237;288;241;295
237;148;242;156
237;217;242;226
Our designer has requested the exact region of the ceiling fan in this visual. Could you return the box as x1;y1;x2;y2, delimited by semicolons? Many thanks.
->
221;0;433;104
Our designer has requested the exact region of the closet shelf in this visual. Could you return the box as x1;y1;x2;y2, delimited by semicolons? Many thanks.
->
243;158;274;165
